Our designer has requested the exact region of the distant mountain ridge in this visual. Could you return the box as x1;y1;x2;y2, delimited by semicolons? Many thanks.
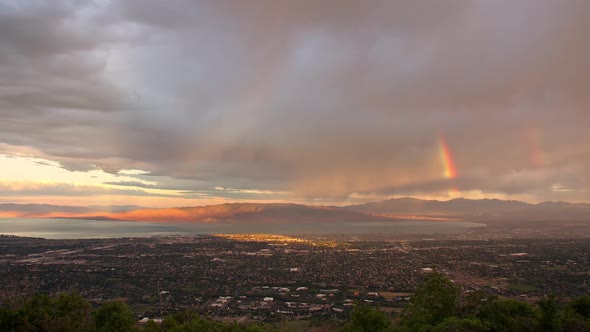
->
342;197;531;217
1;198;589;224
343;197;590;224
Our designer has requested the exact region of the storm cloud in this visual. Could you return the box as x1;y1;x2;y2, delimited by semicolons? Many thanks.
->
1;0;590;204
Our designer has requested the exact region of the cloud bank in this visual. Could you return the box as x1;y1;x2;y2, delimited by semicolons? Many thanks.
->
1;0;590;205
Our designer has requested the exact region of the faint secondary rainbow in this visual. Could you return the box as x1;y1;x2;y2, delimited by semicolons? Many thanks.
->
438;136;457;179
526;126;545;168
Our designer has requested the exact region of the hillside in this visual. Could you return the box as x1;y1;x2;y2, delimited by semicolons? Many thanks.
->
344;198;590;224
0;203;397;223
2;198;589;225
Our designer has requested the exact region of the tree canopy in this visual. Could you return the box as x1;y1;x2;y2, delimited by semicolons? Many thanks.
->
1;277;589;332
400;272;460;327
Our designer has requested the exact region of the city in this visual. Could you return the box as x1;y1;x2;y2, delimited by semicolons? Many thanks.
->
1;233;587;326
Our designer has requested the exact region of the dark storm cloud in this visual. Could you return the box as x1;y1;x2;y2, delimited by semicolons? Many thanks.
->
0;1;130;113
1;0;590;202
0;1;140;174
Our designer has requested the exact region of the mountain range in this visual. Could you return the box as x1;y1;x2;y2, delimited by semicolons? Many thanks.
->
1;198;589;225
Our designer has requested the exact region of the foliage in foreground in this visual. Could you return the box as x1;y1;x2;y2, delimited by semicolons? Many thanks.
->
1;273;589;331
0;293;272;332
343;272;590;332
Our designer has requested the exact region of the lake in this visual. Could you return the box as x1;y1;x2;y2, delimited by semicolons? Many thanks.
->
0;218;485;239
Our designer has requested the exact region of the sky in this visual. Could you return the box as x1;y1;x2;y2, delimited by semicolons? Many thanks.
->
1;0;590;207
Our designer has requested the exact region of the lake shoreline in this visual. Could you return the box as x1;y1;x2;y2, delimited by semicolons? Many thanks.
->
0;218;485;240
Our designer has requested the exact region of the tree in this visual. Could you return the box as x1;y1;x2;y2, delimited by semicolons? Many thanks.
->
0;292;92;332
342;304;391;332
459;289;496;318
538;295;561;332
432;316;485;332
562;296;590;332
21;293;52;331
479;299;540;332
400;272;460;327
167;317;218;332
0;306;22;332
93;301;135;332
568;296;590;320
51;293;93;332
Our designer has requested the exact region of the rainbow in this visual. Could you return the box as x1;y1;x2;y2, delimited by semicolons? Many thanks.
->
439;136;457;179
526;127;545;168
